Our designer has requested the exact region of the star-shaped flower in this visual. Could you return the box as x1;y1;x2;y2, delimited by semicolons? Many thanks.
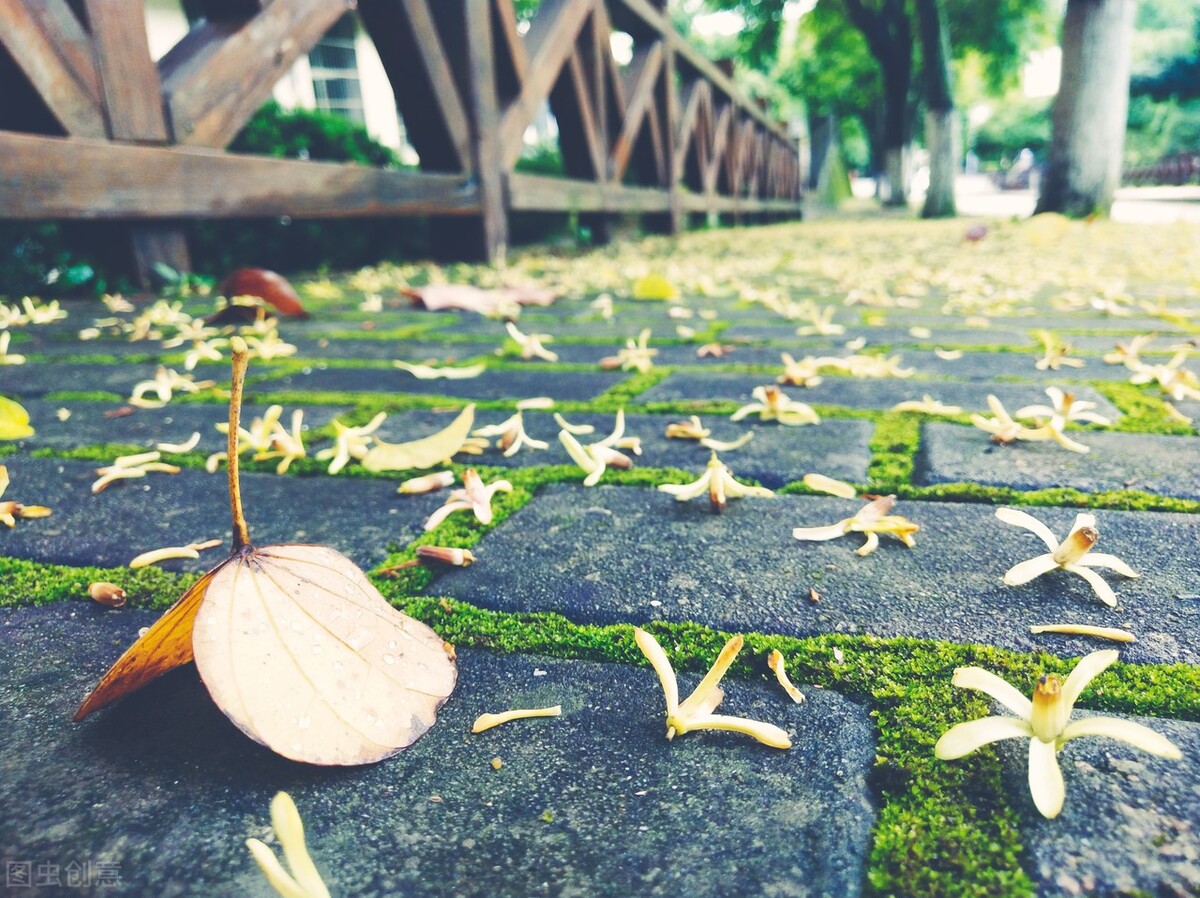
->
731;385;820;427
1104;334;1156;369
128;367;214;408
795;305;844;337
1034;329;1085;371
792;495;918;556
971;395;1054;445
472;404;549;457
935;650;1181;818
1015;387;1111;428
505;321;559;361
256;408;307;474
996;508;1137;607
246;792;332;898
658;452;773;512
558;409;638;486
600;328;657;373
633;628;792;749
778;353;823;388
423;468;513;531
92;450;181;493
314;412;388;474
1128;347;1200;401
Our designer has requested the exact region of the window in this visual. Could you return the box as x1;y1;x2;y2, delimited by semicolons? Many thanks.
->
308;14;365;124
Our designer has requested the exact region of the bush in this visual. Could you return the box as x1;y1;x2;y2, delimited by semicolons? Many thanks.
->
971;97;1052;167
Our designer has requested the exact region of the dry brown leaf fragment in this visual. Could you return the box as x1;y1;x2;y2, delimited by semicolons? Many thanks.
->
88;582;127;608
472;706;562;734
808;587;822;604
76;339;457;766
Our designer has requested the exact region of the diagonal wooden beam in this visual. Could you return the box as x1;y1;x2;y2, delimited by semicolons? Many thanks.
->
160;0;352;148
609;40;662;181
398;0;471;168
498;0;595;168
704;103;731;193
0;0;105;137
553;50;606;178
84;0;171;141
672;78;709;172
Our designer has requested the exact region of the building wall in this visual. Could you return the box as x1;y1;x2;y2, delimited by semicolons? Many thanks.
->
140;0;407;152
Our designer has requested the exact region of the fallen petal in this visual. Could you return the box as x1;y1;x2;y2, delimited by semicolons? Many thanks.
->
472;705;562;734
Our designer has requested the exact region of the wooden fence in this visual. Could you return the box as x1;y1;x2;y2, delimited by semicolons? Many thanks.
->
0;0;803;283
1123;152;1200;187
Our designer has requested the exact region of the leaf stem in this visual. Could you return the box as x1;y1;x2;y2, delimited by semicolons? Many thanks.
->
228;338;252;549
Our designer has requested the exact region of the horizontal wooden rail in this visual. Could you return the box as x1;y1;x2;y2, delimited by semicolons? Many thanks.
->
0;131;480;219
0;0;804;283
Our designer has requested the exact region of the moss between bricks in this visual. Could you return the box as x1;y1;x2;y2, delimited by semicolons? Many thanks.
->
10;549;1199;898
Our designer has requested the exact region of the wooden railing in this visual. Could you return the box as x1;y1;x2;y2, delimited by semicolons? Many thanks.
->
1123;152;1200;187
0;0;803;283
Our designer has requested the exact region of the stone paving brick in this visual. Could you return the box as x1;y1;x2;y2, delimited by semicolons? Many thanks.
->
918;422;1200;499
1000;715;1200;896
12;399;350;453
429;486;1200;666
0;456;433;572
897;350;1137;382
250;364;625;402
0;361;178;398
378;409;872;488
639;371;1123;418
0;604;877;898
290;338;494;363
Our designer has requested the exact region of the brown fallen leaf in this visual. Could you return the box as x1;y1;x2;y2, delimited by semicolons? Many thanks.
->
404;284;557;314
217;268;309;318
75;339;456;765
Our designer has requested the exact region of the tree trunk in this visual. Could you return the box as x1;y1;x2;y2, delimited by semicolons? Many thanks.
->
844;0;913;206
1035;0;1135;217
915;0;956;217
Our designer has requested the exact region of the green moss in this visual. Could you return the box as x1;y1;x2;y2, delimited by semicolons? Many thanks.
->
591;368;672;408
44;390;125;403
0;555;197;610
1095;381;1194;435
867;414;920;492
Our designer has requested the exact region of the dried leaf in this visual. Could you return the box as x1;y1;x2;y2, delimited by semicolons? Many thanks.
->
405;284;556;314
0;395;33;439
217;268;309;318
362;406;477;472
76;340;456;765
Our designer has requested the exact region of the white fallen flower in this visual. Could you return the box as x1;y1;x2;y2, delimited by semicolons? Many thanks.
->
505;321;559;361
19;297;68;324
0;331;27;365
256;408;307;474
801;473;858;499
700;432;754;452
553;412;596;436
795;305;844;337
93;450;182;493
313;412;388;474
395;360;487;380
246;791;332;898
731;385;819;427
600;328;657;373
423;468;513;530
129;367;214;408
971;395;1055;445
1034;329;1085;371
472;706;562;733
778;353;823;388
558;409;637;486
1015;387;1111;428
658;451;773;512
472;409;548;457
934;348;964;360
1104;334;1156;369
633;628;792;749
935;650;1181;818
242;327;298;362
664;415;711;441
1128;348;1200;402
767;650;805;703
891;395;963;415
155;431;201;453
792;495;918;557
996;508;1138;608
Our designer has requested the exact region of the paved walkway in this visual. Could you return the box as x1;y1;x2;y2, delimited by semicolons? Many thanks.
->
2;214;1200;896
